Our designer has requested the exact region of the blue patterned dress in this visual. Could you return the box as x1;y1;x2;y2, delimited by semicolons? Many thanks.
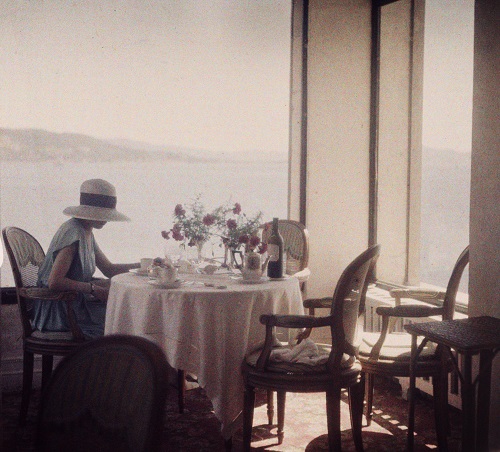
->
32;218;107;338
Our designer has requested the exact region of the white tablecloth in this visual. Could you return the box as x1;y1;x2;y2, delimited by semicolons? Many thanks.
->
105;272;304;439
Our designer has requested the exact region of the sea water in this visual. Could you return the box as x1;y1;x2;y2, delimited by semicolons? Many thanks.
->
0;158;288;286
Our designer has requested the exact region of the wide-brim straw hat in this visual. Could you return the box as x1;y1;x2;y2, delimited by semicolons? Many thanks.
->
63;179;130;222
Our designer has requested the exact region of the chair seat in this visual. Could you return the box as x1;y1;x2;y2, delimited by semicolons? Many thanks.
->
245;343;355;374
359;332;437;362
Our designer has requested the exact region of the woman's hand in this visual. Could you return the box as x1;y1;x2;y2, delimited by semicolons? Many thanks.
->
92;282;109;302
92;279;111;302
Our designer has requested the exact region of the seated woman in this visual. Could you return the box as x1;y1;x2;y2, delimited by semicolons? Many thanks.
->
33;178;140;338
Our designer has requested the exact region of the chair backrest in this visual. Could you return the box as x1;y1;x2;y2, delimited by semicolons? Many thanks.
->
442;245;469;320
2;227;46;335
328;244;381;371
260;220;309;274
36;334;169;452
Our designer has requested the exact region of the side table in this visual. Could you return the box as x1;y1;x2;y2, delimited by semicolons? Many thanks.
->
405;316;500;452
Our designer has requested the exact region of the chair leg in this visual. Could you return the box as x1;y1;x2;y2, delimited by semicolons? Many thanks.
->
177;369;185;413
277;390;286;444
365;372;374;426
432;374;449;452
20;351;34;426
326;387;342;452
41;354;54;392
348;380;365;452
243;385;256;452
266;389;274;425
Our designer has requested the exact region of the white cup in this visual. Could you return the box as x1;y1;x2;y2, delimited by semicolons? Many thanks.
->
140;258;153;271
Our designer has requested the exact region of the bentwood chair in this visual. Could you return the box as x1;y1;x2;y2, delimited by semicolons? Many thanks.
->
2;227;87;425
359;246;469;450
36;334;169;452
242;244;381;451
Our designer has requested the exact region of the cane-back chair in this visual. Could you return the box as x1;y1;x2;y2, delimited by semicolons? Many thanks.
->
2;227;87;425
36;334;169;452
242;244;381;451
260;219;310;292
359;246;469;450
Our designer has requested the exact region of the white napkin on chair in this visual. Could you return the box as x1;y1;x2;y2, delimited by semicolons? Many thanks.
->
270;338;329;366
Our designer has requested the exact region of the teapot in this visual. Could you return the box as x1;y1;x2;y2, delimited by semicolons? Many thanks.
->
156;261;178;285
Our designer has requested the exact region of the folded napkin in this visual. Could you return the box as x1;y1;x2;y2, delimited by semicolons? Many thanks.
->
270;338;329;366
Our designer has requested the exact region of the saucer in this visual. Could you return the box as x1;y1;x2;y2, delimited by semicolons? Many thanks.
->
148;279;183;289
231;276;269;284
130;268;149;276
268;275;290;281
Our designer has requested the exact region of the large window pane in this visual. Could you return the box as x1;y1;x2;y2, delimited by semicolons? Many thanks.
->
420;0;473;292
0;1;292;286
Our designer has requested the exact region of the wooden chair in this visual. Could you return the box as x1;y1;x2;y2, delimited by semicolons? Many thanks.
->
260;219;310;292
358;246;469;450
2;227;87;425
36;334;169;452
242;244;381;451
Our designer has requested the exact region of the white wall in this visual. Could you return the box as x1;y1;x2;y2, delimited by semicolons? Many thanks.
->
304;0;372;298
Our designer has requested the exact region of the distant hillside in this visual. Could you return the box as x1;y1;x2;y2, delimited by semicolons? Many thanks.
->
0;128;209;162
0;129;287;163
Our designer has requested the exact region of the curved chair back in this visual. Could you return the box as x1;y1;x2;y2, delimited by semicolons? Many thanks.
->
2;227;46;335
329;244;380;370
261;219;309;273
442;246;469;320
36;335;169;452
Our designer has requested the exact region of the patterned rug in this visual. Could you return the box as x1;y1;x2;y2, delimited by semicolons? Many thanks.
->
1;377;462;451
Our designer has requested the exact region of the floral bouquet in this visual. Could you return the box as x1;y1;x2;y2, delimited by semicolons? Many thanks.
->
218;202;267;261
161;196;222;258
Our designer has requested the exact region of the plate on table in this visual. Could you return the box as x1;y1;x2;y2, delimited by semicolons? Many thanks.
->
129;268;149;276
148;279;184;289
231;276;269;285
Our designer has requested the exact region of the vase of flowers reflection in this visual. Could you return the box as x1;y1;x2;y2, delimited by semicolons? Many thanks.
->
161;196;221;262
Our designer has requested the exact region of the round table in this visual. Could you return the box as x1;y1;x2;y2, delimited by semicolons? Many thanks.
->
105;271;304;439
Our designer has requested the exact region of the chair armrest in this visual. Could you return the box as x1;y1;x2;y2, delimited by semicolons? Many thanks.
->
19;288;85;341
376;304;444;318
260;313;332;329
303;297;332;310
20;287;78;301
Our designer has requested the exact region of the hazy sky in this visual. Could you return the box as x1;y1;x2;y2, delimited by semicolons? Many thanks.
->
1;0;474;154
1;0;292;154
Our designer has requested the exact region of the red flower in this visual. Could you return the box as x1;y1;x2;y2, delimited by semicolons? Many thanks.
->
249;235;261;248
238;234;249;244
258;243;268;254
227;219;237;230
161;230;170;240
203;214;216;226
233;203;242;215
174;204;186;217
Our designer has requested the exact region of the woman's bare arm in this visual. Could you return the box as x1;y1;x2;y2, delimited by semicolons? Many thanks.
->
95;243;140;278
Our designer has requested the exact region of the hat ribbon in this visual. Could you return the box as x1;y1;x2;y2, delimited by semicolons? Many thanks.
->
80;192;117;209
